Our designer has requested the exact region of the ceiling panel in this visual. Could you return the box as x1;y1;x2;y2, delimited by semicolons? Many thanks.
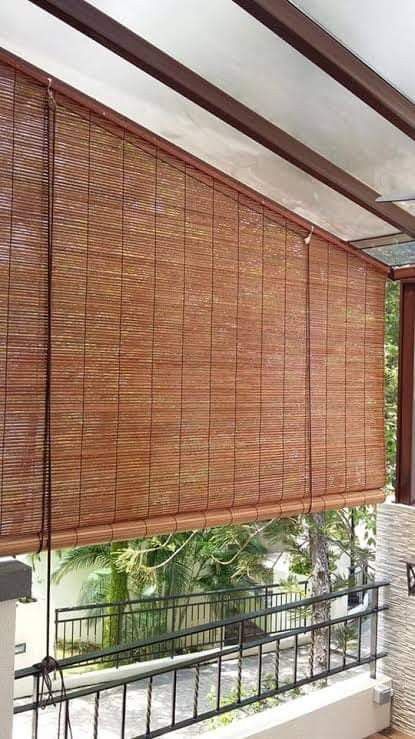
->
363;241;415;267
86;0;415;217
0;0;395;242
291;0;415;104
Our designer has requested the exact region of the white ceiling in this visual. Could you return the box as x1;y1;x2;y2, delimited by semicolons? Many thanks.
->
292;0;415;103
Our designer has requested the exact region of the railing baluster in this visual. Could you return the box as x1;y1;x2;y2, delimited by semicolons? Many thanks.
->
293;633;298;684
171;669;177;727
342;619;347;669
358;614;362;662
327;624;331;673
217;654;222;711
120;684;127;739
193;664;200;719
171;602;176;636
64;700;70;739
310;625;314;679
54;612;59;662
237;621;244;703
274;639;280;689
370;586;379;679
257;643;263;696
93;691;100;739
146;676;153;736
31;672;40;739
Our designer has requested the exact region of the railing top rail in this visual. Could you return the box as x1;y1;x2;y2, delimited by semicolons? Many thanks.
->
56;589;308;623
55;579;309;613
15;601;388;701
17;579;388;680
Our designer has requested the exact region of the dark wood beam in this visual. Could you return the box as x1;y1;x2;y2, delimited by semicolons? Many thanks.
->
397;282;415;505
28;0;415;238
392;266;415;280
233;0;415;141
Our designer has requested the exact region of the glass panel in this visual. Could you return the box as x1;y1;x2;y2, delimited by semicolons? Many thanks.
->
0;0;393;241
351;232;410;250
363;241;415;266
85;0;415;217
291;0;415;103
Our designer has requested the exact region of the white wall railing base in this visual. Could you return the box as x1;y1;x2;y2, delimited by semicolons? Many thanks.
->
204;674;392;739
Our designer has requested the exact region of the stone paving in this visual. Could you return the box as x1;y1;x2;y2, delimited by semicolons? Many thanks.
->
13;640;369;739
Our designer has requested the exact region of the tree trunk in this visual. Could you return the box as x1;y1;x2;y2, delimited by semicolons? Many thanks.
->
309;512;330;683
105;541;129;655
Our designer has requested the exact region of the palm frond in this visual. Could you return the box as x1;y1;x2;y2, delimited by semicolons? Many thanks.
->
52;545;111;584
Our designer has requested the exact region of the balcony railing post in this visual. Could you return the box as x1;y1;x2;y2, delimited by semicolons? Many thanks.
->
116;603;123;668
31;672;40;739
369;586;379;679
54;609;59;661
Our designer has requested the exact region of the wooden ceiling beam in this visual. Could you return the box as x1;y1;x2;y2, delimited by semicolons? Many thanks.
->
28;0;415;238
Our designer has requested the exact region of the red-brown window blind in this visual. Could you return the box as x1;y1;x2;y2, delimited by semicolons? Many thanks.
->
0;59;386;555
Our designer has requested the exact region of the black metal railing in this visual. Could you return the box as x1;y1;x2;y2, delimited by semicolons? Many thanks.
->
347;563;370;607
54;580;308;665
14;580;388;739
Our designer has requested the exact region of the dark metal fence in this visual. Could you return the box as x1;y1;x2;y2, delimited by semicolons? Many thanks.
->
347;563;370;607
14;580;388;739
54;581;308;665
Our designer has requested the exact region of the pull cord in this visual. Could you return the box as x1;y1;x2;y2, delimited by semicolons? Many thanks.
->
304;226;314;514
37;79;73;739
44;76;55;658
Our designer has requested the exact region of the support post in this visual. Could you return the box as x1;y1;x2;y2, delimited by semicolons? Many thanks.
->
0;559;32;739
376;503;415;734
369;586;379;679
397;281;415;504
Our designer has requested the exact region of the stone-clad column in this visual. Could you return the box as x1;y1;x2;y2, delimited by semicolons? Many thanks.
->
0;559;32;739
376;502;415;735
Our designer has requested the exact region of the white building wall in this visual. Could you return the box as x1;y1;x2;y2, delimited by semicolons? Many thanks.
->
0;600;18;739
15;551;96;670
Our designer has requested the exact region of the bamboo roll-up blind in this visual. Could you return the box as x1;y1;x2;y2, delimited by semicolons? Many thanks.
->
0;60;386;555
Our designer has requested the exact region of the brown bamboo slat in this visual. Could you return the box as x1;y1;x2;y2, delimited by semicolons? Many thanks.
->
0;59;386;555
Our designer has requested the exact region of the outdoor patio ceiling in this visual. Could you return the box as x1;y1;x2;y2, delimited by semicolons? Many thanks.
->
1;0;415;272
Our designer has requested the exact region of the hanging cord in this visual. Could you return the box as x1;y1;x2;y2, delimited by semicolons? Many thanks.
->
44;77;55;655
37;79;73;739
304;226;314;514
38;656;73;738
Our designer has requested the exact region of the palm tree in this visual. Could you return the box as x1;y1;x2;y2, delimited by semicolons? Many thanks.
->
52;524;274;656
53;541;130;654
117;524;272;595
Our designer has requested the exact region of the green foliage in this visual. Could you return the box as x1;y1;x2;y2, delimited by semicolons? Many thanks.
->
52;545;112;587
115;524;272;597
268;506;375;583
385;280;399;492
207;676;303;729
207;683;281;728
53;524;274;614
